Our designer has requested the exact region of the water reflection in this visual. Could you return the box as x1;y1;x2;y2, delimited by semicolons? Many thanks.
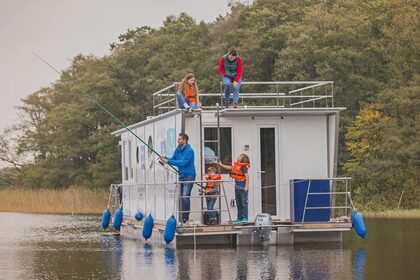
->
236;247;249;279
1;213;420;280
291;245;352;280
199;249;222;279
143;243;153;266
164;246;176;279
353;248;366;280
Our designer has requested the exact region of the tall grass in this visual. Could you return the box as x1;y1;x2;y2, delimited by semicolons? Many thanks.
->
363;209;420;219
0;186;109;214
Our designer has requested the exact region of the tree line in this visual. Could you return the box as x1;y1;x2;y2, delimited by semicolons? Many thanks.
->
0;0;418;210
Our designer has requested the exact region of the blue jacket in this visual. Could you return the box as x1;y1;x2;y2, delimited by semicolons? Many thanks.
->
167;143;196;178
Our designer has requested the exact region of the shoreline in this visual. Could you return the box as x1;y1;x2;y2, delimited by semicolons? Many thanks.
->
2;188;420;218
363;209;420;219
0;187;108;215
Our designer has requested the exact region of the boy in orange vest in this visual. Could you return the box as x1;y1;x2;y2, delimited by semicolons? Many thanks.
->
204;167;221;225
218;154;250;223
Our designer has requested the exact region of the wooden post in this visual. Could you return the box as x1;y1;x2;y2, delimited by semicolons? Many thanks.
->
397;190;404;209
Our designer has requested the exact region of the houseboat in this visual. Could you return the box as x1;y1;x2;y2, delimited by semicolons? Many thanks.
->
111;81;355;247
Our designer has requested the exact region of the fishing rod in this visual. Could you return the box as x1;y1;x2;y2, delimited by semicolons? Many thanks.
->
32;52;179;175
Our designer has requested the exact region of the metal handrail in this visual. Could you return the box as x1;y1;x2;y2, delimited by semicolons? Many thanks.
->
295;178;353;223
114;180;234;225
176;180;233;226
152;81;335;115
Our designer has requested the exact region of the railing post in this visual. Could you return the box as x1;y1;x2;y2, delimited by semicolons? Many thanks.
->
221;182;232;222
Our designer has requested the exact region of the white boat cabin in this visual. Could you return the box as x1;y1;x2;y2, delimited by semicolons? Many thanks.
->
112;81;351;227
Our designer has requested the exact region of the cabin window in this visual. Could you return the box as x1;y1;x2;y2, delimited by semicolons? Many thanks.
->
204;127;232;174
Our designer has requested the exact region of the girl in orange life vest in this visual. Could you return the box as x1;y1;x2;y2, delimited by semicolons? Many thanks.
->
176;73;201;110
217;154;250;223
204;167;221;225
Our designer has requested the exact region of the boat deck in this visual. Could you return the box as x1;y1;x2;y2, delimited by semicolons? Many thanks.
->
121;217;352;247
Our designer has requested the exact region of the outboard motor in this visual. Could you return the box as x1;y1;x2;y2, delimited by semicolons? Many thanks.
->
254;213;273;242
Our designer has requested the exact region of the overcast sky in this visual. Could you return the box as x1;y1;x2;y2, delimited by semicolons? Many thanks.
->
0;0;232;134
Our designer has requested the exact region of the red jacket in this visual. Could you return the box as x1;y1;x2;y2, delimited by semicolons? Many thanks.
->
218;56;243;82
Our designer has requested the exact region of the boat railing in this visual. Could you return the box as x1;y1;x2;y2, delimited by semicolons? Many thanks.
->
111;179;234;226
152;81;334;115
174;179;233;226
290;177;353;224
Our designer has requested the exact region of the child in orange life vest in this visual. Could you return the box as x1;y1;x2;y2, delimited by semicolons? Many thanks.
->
176;73;201;110
204;167;221;225
218;154;250;223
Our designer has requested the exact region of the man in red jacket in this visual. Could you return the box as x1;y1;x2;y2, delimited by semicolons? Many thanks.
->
218;48;243;108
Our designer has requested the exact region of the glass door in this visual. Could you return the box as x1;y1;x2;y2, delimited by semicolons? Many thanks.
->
259;127;277;215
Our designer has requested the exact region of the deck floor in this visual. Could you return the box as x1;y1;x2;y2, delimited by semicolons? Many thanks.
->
123;217;352;234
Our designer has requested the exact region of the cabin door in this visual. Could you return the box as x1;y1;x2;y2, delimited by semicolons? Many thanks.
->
255;126;279;217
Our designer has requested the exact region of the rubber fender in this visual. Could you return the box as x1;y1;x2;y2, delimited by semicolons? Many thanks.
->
135;211;144;221
113;207;123;231
352;210;367;239
142;214;154;240
164;215;177;244
101;208;111;229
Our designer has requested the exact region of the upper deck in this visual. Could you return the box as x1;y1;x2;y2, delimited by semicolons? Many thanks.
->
153;81;337;115
112;81;344;136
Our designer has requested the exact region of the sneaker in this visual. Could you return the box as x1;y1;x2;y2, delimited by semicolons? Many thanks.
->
233;103;238;108
232;219;241;223
241;218;248;223
210;219;218;225
225;103;230;109
183;103;191;110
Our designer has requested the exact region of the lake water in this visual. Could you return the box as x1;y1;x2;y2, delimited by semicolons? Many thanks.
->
0;212;419;279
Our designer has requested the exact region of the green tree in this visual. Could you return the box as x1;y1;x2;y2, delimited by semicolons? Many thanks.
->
345;78;420;209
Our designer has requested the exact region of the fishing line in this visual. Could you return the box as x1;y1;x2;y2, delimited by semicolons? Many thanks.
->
33;52;179;174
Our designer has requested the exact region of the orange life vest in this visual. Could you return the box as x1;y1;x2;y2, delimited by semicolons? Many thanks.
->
230;161;250;180
205;174;221;193
185;86;198;103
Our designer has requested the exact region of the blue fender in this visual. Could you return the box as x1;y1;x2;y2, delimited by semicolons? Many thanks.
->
101;208;111;229
352;210;367;239
164;215;177;244
142;214;154;240
135;211;144;221
113;207;123;231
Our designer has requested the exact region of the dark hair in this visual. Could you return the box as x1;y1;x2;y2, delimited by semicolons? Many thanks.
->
239;153;249;163
228;48;237;56
179;132;189;142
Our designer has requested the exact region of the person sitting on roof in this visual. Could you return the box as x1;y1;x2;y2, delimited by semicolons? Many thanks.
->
176;73;201;110
218;48;243;108
204;166;221;225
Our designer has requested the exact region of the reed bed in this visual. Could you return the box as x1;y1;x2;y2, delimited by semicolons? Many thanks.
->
364;209;420;219
0;187;109;214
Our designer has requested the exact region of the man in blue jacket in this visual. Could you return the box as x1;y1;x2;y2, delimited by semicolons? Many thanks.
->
160;132;196;224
